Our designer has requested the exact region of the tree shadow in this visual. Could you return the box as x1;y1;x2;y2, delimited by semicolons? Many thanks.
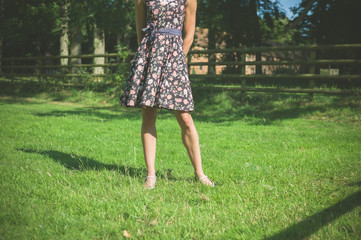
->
346;181;361;187
245;104;326;125
2;80;360;125
191;89;361;125
265;189;361;240
10;91;355;126
0;97;42;105
34;107;141;122
18;148;174;180
192;103;327;126
0;80;65;97
32;105;177;123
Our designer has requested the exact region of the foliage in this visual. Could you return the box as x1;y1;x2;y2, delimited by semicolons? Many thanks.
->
196;0;289;74
260;17;296;45
114;45;130;82
3;0;360;59
1;0;137;57
2;0;59;56
290;0;361;44
102;45;131;95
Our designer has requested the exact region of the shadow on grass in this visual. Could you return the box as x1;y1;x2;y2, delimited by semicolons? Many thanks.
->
34;107;142;122
30;91;346;125
191;88;361;125
265;189;361;240
33;105;175;122
193;103;327;125
18;149;174;180
347;181;361;187
0;96;45;105
2;80;360;125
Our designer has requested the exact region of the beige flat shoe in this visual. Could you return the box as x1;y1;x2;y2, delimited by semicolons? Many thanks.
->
195;174;215;187
144;176;156;189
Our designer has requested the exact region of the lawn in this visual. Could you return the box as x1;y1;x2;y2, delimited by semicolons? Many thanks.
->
0;81;360;239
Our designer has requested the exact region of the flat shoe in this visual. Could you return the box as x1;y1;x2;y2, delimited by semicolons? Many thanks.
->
195;174;215;187
144;176;156;189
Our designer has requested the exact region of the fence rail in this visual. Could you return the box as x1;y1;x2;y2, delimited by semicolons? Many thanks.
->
1;44;361;97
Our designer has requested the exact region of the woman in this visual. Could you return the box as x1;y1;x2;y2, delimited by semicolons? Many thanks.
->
119;0;214;189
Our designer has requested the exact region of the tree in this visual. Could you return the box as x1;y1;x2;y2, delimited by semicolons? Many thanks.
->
285;0;316;32
93;21;105;74
197;0;225;74
0;0;4;73
289;0;361;44
67;1;87;70
115;0;135;50
59;0;69;66
221;0;283;73
260;17;295;45
288;0;361;75
2;0;58;57
88;0;108;75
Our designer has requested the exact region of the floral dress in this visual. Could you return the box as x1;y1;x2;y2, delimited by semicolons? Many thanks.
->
119;0;194;111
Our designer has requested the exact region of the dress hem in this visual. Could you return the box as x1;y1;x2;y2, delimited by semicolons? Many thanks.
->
119;102;194;112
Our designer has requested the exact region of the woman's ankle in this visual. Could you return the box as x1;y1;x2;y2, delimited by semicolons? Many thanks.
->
147;171;156;177
194;170;205;178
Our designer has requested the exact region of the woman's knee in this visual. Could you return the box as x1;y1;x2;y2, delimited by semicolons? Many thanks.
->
176;111;194;130
142;106;157;126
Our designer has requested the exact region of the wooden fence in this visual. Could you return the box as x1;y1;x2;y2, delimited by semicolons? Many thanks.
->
1;44;361;97
0;53;133;77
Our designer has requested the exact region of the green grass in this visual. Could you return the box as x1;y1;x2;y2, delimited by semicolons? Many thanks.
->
0;81;361;239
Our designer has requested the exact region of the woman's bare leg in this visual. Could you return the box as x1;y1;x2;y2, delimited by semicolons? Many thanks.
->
141;106;158;188
174;110;213;186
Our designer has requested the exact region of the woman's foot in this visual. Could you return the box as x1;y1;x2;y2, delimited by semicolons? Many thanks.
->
195;174;215;187
144;176;156;189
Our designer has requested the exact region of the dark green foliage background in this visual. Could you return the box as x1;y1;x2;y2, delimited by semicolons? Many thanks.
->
2;0;361;58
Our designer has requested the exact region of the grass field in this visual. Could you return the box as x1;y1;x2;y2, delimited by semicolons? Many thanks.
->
0;81;360;239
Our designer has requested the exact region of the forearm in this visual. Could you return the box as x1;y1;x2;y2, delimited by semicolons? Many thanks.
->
182;0;197;57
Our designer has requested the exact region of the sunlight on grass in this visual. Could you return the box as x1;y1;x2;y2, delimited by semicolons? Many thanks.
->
0;83;360;239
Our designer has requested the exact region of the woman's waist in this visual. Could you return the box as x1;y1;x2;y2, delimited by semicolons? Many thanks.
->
142;23;182;41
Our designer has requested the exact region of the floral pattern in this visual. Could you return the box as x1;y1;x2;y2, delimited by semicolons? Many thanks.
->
119;0;194;111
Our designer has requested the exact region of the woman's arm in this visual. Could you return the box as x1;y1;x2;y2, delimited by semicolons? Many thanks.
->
135;0;146;45
183;0;197;56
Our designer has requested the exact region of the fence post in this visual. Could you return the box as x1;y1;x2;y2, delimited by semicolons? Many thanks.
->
66;55;70;74
9;59;15;83
241;53;247;103
308;50;316;101
105;54;108;74
35;58;41;77
10;59;14;75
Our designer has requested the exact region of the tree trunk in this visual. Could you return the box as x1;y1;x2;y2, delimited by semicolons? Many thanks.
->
70;25;82;73
116;35;122;50
285;0;317;31
93;21;105;75
207;27;216;75
122;23;131;49
316;0;327;44
225;0;242;73
250;0;262;74
60;0;69;67
123;0;131;49
0;0;4;75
